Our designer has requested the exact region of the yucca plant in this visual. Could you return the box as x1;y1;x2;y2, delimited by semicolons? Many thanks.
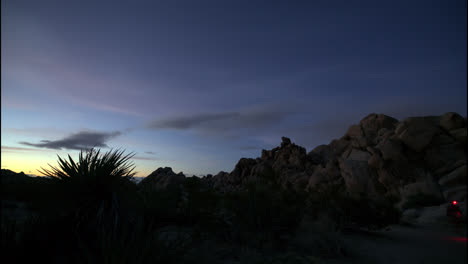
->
39;148;137;230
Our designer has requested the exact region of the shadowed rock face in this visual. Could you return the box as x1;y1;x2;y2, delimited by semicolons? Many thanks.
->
138;167;186;191
206;112;466;206
141;112;466;207
1;169;32;183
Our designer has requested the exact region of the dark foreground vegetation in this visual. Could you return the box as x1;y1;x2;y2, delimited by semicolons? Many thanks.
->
1;149;402;263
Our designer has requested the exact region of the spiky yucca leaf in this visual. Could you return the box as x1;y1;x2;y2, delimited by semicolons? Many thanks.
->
40;148;136;183
39;148;137;228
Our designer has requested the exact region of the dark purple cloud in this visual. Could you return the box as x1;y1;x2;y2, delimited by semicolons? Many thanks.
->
19;131;121;150
148;112;240;130
146;107;291;133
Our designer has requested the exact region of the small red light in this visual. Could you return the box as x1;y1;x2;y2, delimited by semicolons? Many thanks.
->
452;200;457;205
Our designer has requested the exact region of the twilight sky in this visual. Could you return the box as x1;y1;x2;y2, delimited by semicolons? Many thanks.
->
1;0;466;177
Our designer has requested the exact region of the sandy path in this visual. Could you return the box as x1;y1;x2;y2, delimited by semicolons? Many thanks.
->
338;223;466;264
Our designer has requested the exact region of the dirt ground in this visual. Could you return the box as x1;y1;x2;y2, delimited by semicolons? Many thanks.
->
335;203;467;264
338;224;466;264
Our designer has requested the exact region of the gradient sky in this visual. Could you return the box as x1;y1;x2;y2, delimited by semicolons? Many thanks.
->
1;0;466;177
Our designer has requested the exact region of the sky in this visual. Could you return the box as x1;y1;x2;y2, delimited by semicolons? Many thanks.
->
1;0;466;177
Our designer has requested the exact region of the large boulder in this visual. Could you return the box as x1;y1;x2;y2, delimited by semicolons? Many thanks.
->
338;158;372;197
345;124;364;139
443;186;467;202
395;116;442;152
329;138;351;156
359;113;398;141
377;138;404;161
398;175;444;209
449;127;467;145
439;112;465;131
345;148;371;161
424;140;466;178
438;165;467;194
309;145;333;165
307;159;341;190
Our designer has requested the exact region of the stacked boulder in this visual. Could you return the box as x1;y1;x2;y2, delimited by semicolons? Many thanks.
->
141;112;466;208
212;112;467;206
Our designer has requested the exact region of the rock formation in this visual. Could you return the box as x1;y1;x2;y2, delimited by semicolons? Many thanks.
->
140;112;467;208
138;167;186;191
210;112;467;207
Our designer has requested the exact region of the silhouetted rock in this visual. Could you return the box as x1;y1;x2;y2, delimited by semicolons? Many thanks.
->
281;136;292;146
1;169;31;184
207;112;466;207
138;167;186;191
1;169;51;185
439;112;465;131
142;112;466;208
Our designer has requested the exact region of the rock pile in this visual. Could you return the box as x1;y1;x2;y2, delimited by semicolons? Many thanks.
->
141;112;467;208
212;112;467;206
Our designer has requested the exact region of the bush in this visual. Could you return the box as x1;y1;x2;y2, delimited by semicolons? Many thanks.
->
138;187;183;228
220;178;306;249
306;185;401;230
179;176;223;230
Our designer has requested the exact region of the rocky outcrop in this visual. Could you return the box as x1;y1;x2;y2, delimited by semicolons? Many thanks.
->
138;167;186;191
1;169;33;184
139;112;465;208
1;169;52;184
205;112;466;207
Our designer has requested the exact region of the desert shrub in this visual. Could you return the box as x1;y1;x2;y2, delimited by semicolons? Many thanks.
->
179;177;223;230
74;217;193;264
1;213;194;264
402;192;444;210
306;185;401;230
138;187;183;228
220;178;306;249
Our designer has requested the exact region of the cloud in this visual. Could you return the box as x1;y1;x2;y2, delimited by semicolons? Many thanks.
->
132;156;159;161
1;146;50;152
148;112;240;130
19;131;121;150
145;151;156;155
146;106;290;133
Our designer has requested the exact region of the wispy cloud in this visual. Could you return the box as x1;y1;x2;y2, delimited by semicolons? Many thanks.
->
145;151;156;155
147;106;291;133
19;131;121;150
1;146;51;152
147;112;240;130
132;156;159;161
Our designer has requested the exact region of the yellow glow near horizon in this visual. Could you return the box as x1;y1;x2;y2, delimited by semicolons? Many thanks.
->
1;149;154;177
1;149;61;175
